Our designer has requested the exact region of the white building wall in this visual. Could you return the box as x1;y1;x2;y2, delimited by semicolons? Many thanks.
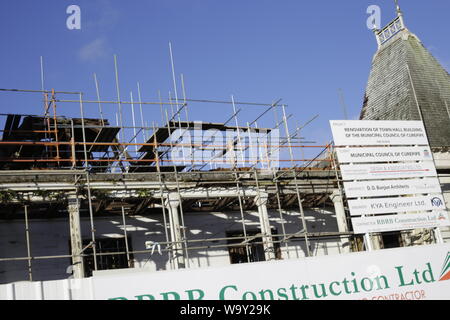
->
0;207;343;284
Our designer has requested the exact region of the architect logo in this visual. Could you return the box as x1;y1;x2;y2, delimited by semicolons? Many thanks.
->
439;252;450;281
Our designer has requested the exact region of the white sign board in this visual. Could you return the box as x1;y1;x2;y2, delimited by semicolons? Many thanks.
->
340;162;437;181
343;178;442;198
330;120;448;234
335;146;433;163
348;195;446;216
352;212;450;234
330;120;428;146
88;244;450;300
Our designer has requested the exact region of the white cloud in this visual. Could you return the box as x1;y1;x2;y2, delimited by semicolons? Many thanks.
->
78;38;109;62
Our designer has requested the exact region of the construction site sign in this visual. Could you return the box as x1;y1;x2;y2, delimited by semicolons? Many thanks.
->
351;212;450;234
339;161;437;181
330;120;428;146
348;194;447;216
335;146;433;163
343;178;442;198
330;119;449;235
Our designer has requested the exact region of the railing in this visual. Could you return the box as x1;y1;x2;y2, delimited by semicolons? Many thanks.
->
377;16;405;45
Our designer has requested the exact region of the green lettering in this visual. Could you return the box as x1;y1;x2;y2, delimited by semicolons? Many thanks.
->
289;284;299;300
413;270;422;284
219;285;238;300
374;275;390;290
342;278;352;294
185;289;205;300
243;291;257;300
361;278;373;292
396;266;414;287
161;291;180;300
422;263;435;283
277;288;289;300
329;281;341;296
350;272;360;293
311;284;327;298
299;285;309;300
258;289;274;300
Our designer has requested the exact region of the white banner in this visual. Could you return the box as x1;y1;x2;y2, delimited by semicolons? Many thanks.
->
340;162;437;181
3;244;450;300
351;212;450;234
88;244;450;300
336;146;433;163
330;120;428;146
343;178;442;198
348;195;447;216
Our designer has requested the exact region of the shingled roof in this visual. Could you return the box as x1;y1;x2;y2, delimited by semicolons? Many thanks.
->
359;13;450;148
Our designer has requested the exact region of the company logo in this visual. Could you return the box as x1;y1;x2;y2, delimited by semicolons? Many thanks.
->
438;212;447;221
423;149;431;158
439;252;450;281
431;197;444;208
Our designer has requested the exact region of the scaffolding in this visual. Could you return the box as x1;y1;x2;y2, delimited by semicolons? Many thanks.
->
0;56;351;283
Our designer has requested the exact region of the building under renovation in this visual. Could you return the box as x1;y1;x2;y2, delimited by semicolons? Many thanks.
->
0;3;449;292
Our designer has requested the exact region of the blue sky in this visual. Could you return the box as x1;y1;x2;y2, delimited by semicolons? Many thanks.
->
0;0;449;152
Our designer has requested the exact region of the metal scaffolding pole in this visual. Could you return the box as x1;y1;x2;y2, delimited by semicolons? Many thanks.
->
281;105;311;256
174;171;190;268
114;54;124;143
180;74;190;123
152;121;174;269
24;205;32;281
234;173;251;262
168;42;180;111
93;73;105;125
137;82;146;143
40;56;45;93
273;180;291;259
157;176;174;270
79;93;98;271
130;92;138;154
121;206;131;267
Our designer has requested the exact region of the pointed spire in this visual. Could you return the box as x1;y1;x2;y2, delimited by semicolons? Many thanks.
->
395;0;402;17
394;0;406;29
373;0;407;47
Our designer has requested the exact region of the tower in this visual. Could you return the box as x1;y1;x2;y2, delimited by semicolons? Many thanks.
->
360;2;450;148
